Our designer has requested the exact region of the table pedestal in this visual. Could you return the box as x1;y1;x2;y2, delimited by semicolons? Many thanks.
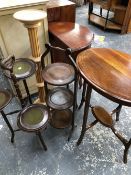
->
13;9;47;103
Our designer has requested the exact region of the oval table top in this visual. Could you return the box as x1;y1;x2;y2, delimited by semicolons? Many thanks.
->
48;22;94;51
76;48;131;106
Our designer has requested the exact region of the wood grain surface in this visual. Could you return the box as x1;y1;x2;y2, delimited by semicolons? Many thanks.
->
49;22;94;51
76;48;131;105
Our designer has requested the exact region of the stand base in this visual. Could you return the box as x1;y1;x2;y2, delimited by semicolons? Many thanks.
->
50;109;72;129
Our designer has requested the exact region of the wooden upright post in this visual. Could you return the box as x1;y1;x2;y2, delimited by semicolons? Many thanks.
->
13;9;47;103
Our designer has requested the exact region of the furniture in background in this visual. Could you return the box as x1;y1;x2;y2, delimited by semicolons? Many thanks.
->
41;43;77;140
0;55;36;107
47;0;76;23
88;0;131;33
48;22;94;63
76;48;131;163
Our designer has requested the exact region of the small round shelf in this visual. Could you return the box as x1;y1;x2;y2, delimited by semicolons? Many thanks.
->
46;87;74;110
0;89;12;110
17;104;49;132
5;58;36;80
91;106;113;128
50;109;72;129
42;63;75;86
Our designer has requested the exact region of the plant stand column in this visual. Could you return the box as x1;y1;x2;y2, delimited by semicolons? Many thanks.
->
13;9;47;103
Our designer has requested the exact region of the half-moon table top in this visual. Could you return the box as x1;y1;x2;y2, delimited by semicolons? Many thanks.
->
76;48;131;106
48;22;94;51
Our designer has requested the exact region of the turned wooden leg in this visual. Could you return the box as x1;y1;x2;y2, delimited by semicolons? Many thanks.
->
23;79;32;104
68;75;78;141
77;84;92;146
86;120;98;131
111;127;131;163
123;138;131;163
36;131;47;151
1;110;15;143
78;80;87;109
111;104;122;121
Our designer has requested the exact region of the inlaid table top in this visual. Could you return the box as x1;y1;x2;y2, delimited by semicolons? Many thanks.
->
76;48;131;106
48;22;94;51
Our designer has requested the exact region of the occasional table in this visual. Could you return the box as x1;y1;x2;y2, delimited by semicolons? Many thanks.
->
76;48;131;163
48;22;94;62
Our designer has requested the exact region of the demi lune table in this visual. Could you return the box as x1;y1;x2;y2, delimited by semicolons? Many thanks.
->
48;22;94;63
76;48;131;162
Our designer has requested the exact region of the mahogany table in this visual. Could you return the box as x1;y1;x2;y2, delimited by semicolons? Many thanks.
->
76;48;131;145
48;22;94;63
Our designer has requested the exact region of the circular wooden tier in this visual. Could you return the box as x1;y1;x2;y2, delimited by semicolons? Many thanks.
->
50;109;72;129
42;62;75;85
17;104;49;132
0;89;12;110
46;87;74;110
91;106;113;127
5;58;36;80
77;48;131;106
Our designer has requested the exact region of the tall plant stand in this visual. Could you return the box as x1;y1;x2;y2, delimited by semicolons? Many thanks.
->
13;9;47;103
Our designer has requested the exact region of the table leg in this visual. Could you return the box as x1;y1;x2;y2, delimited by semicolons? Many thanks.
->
77;84;92;146
1;110;15;143
68;75;78;141
23;79;32;104
78;79;87;109
36;131;47;151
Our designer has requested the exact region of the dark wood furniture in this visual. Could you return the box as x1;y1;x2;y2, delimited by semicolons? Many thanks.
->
0;89;15;143
0;87;49;150
76;48;131;163
88;0;131;33
48;22;94;63
17;104;49;150
41;43;77;140
47;0;76;23
0;57;49;148
0;56;36;107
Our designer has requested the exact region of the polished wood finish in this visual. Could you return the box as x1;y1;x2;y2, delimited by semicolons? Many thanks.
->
91;106;113;127
76;48;131;163
41;43;77;137
50;109;72;129
42;62;75;85
86;105;131;163
46;87;74;110
47;0;75;23
77;48;131;106
49;22;94;62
